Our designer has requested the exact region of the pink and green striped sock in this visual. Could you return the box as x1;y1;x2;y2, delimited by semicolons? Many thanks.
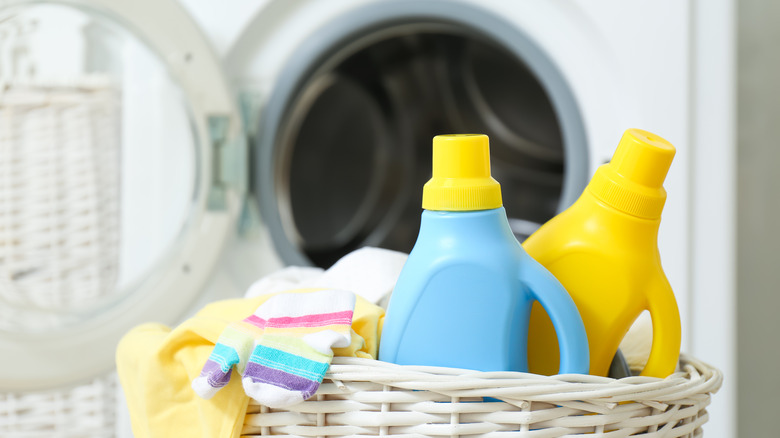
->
241;289;355;407
191;311;265;399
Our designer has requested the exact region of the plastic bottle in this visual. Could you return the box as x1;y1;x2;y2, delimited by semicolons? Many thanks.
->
524;128;681;378
379;134;589;373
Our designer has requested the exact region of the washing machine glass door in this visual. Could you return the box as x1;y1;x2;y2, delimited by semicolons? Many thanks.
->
0;0;243;390
237;1;588;268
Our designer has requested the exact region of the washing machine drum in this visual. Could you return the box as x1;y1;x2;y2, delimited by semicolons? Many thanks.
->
252;1;588;268
0;0;244;390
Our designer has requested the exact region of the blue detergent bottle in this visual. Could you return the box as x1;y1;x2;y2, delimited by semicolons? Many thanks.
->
379;134;589;373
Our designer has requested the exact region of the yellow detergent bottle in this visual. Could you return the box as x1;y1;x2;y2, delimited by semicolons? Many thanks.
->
524;128;681;378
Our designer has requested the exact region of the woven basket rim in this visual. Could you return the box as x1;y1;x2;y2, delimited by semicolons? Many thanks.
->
244;353;723;437
266;353;723;405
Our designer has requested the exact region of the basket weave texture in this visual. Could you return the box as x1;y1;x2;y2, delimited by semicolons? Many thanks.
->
0;373;117;438
0;83;121;332
243;354;722;438
0;81;120;437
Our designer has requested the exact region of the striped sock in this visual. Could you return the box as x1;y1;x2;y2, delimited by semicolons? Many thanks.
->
192;311;265;399
242;290;355;407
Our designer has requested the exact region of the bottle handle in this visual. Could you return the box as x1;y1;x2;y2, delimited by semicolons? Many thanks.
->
642;280;681;378
521;261;590;374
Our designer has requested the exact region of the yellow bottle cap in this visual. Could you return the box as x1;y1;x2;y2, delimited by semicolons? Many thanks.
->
422;134;503;211
588;129;676;219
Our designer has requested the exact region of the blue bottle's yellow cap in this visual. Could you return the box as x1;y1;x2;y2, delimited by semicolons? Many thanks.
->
588;128;676;219
422;134;503;211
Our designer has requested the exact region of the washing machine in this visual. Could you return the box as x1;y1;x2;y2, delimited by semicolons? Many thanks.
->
0;0;735;436
208;2;734;435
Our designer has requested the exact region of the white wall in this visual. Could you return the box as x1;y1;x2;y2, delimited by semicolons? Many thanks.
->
690;0;737;437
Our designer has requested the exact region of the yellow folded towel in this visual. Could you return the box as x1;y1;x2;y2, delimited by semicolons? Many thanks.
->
116;288;384;438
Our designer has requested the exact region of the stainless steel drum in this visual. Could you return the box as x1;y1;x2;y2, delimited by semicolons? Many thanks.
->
251;2;588;267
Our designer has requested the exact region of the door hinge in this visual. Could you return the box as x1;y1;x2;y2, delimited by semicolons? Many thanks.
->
207;114;246;211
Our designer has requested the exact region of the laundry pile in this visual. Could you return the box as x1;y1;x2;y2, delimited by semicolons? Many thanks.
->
116;247;406;438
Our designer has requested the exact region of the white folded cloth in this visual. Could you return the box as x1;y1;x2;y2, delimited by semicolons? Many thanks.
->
245;247;408;306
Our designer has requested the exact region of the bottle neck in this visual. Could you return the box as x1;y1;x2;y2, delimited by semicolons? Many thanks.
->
419;207;515;240
579;189;661;249
587;165;667;220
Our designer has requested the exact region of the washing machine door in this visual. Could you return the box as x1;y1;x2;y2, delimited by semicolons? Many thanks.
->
0;0;244;390
229;0;589;268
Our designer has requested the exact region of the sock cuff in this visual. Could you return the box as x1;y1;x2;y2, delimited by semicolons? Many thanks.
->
253;290;356;319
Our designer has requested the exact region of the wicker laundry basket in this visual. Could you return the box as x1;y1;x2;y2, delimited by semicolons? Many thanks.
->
0;79;121;437
242;354;722;438
0;373;118;438
0;80;121;332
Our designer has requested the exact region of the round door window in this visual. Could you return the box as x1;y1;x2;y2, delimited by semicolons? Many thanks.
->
0;0;241;393
254;2;588;268
0;3;197;332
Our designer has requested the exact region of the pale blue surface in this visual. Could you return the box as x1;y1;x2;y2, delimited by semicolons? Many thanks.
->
379;208;589;374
